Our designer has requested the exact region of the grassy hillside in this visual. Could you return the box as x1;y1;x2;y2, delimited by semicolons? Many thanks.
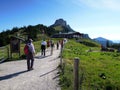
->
52;25;74;33
53;26;63;31
60;39;120;90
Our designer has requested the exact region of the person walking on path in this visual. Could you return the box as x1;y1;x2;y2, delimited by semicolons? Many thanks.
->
47;39;50;48
50;40;54;55
56;41;59;50
41;39;47;56
25;39;35;71
60;39;64;49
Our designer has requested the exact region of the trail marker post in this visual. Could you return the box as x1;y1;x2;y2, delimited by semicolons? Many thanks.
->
74;57;79;90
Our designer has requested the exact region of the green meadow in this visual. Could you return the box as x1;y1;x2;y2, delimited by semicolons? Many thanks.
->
1;38;120;90
60;39;120;90
0;46;8;60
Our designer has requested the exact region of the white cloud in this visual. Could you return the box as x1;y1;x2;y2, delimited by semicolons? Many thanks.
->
78;0;120;11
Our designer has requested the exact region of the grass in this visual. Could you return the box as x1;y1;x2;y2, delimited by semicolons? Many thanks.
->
60;39;120;90
0;46;9;61
0;38;63;61
53;26;63;31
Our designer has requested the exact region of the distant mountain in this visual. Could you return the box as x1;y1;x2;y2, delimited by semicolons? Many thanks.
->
93;37;113;47
50;18;75;33
112;40;120;43
94;37;108;41
83;34;91;39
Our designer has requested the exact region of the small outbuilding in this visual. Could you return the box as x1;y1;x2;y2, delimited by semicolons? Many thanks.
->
10;36;24;59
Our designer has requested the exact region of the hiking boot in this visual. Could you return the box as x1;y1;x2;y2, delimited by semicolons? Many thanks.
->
27;69;31;71
30;68;34;70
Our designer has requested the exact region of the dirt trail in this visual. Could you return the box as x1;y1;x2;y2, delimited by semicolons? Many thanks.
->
0;47;61;90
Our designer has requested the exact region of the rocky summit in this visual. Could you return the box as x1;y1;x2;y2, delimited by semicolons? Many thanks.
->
54;18;67;26
50;18;75;33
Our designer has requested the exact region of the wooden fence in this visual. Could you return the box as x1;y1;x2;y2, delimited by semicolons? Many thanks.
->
0;46;9;63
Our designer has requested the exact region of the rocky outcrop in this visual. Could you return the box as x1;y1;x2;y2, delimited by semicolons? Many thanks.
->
50;18;75;33
53;18;67;26
50;18;91;39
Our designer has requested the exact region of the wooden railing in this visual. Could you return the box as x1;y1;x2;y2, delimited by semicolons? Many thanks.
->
0;46;9;63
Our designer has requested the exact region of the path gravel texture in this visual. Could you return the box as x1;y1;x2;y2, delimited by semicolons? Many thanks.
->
0;47;61;90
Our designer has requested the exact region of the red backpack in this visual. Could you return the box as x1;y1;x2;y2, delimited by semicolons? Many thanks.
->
24;45;29;55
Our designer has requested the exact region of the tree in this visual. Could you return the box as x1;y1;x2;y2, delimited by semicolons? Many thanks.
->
0;24;57;46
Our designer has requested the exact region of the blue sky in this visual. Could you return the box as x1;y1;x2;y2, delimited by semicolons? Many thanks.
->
0;0;120;40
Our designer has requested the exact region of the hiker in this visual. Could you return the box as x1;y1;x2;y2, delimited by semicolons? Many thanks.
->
41;39;47;56
47;39;50;48
25;39;35;71
60;40;64;49
56;41;59;50
50;40;54;55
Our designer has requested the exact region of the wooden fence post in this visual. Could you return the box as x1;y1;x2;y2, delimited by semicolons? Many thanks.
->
60;46;63;67
7;46;10;59
74;57;79;90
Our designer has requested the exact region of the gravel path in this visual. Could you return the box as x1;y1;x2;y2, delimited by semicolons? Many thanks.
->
0;48;61;90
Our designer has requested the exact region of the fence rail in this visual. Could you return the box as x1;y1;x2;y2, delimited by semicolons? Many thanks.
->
0;46;9;63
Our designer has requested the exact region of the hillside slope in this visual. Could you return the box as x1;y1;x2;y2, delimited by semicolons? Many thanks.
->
60;39;120;90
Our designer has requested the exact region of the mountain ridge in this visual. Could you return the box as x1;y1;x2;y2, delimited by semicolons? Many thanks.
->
0;18;91;46
50;18;75;33
93;37;113;47
93;37;109;41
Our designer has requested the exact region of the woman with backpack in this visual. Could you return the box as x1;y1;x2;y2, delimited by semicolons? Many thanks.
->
24;38;35;71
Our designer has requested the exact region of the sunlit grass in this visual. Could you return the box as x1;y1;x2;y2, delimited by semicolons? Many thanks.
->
60;39;120;90
0;46;8;60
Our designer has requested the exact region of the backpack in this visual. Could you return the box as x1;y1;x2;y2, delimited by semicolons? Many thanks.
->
24;44;29;55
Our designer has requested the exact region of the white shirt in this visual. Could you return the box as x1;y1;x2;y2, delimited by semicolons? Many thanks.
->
41;41;47;46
